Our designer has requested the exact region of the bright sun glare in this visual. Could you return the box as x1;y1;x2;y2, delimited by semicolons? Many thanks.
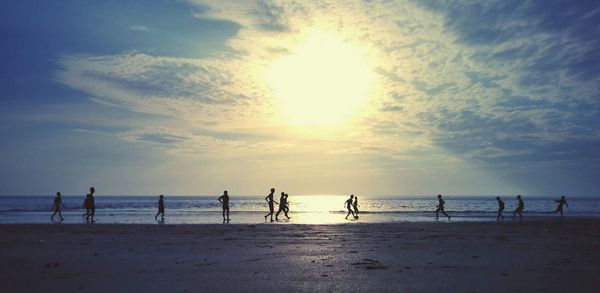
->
266;31;375;126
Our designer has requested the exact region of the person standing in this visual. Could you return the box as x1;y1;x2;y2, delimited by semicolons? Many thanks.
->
218;190;230;222
88;187;96;222
155;194;165;221
496;196;505;221
353;196;360;219
435;194;451;220
264;188;278;222
512;195;524;221
554;196;568;218
82;194;90;219
50;192;64;221
344;194;355;220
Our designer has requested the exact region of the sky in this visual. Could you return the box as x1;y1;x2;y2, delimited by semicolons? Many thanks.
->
1;0;599;196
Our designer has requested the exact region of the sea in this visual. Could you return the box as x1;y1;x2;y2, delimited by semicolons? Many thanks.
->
0;195;599;224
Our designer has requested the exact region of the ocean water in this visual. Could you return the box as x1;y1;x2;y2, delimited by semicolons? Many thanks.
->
0;195;598;224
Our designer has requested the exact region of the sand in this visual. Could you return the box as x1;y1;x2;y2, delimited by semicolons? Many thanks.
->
1;219;599;292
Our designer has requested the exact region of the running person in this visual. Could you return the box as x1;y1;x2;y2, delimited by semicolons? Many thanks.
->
512;195;524;221
264;188;278;222
554;196;568;218
496;196;505;220
344;194;355;220
218;190;230;222
50;192;64;221
435;194;451;220
155;194;165;221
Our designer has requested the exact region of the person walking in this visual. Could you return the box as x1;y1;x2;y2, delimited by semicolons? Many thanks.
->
344;194;355;220
155;194;165;221
50;192;64;221
264;188;278;222
512;195;524;221
353;196;360;219
496;196;505;221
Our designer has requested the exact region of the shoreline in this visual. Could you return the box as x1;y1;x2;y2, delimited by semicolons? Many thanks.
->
2;220;599;292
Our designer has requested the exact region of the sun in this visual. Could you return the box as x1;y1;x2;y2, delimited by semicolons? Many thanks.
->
265;31;375;126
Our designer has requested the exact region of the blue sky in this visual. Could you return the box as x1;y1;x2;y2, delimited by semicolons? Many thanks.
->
1;0;599;196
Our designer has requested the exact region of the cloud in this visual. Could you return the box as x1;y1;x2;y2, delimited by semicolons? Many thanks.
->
54;0;600;170
129;25;150;32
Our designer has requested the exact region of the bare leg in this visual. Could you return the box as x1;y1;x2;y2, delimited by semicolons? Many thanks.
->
265;210;274;221
442;210;451;220
226;209;230;221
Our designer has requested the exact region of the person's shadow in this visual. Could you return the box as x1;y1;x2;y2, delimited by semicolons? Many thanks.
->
51;218;64;224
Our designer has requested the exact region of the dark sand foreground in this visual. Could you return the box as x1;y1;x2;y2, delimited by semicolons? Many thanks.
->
1;220;599;292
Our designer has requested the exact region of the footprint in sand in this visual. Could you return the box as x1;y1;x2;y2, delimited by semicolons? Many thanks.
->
351;258;390;270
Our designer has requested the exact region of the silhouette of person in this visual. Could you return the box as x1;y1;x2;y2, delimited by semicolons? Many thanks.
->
435;194;451;220
283;193;291;218
276;192;290;221
82;188;95;222
554;196;568;218
89;187;96;222
512;195;524;221
51;192;64;221
155;194;165;221
496;196;505;221
344;194;355;220
264;188;278;222
218;190;230;222
353;196;360;219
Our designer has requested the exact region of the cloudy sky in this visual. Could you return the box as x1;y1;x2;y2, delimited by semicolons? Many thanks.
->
1;0;599;196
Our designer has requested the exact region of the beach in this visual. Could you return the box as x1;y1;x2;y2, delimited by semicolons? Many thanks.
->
1;220;598;292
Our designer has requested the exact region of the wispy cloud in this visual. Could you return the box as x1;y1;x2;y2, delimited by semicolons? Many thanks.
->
56;0;600;171
129;25;150;32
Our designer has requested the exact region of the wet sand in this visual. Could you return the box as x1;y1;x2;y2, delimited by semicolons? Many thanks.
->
1;219;599;292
